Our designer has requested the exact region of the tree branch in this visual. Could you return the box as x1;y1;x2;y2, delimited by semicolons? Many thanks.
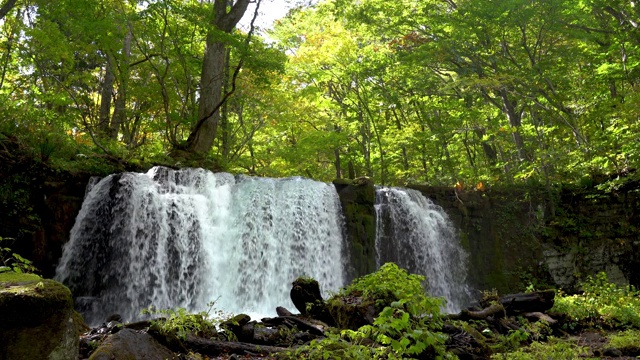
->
0;0;18;21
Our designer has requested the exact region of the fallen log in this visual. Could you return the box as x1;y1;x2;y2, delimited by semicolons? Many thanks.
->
262;315;326;336
447;303;505;321
182;335;289;357
523;312;558;325
499;290;555;314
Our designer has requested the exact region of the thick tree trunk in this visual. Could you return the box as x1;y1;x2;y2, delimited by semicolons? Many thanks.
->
186;0;250;154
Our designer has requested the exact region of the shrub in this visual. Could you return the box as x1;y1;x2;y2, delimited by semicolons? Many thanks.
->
143;301;228;341
0;236;38;274
551;272;640;328
281;263;454;359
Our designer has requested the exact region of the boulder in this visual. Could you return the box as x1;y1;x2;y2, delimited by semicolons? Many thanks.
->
290;277;335;325
88;328;176;360
0;272;82;360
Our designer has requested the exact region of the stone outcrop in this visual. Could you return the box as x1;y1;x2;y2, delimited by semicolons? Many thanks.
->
0;273;82;360
411;184;640;293
333;178;376;282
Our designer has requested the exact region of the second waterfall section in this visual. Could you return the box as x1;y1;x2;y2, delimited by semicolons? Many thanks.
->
375;187;471;313
55;167;347;325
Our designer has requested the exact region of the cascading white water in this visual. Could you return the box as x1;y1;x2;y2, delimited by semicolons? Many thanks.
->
375;187;471;313
55;167;346;325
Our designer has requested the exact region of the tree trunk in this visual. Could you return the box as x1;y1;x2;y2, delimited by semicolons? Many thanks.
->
220;48;232;160
186;0;250;154
0;7;18;89
98;54;115;135
0;0;18;21
500;89;528;162
109;27;132;140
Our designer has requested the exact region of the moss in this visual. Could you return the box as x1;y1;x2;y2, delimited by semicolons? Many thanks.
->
332;178;353;186
293;276;319;286
0;273;78;360
0;273;73;328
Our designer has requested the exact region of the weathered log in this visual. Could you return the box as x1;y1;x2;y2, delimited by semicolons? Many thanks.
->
523;312;558;325
499;290;555;314
447;303;505;321
262;315;326;336
182;335;288;357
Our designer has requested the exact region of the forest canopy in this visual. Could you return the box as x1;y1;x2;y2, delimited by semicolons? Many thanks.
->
0;0;638;187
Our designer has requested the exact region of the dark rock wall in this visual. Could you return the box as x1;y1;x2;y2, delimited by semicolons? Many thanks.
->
0;138;96;278
410;185;640;294
333;178;377;283
0;164;91;278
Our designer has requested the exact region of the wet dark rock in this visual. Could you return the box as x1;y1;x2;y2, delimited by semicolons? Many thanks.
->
276;306;294;317
88;328;176;360
290;277;323;314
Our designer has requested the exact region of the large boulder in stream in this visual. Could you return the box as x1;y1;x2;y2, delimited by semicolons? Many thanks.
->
0;272;83;360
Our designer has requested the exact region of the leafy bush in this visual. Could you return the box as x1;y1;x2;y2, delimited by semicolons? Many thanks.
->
143;301;227;340
0;236;38;274
341;262;429;306
551;272;640;328
281;263;453;359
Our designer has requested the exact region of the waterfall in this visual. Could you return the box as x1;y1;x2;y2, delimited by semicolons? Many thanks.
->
375;187;470;313
55;167;346;325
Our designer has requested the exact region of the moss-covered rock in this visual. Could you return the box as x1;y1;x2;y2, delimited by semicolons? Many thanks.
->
0;272;81;360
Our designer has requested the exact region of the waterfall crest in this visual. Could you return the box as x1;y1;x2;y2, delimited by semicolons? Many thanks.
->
375;187;471;313
55;167;346;325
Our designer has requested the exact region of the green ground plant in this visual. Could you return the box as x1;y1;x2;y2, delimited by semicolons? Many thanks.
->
607;329;640;348
142;300;228;340
551;272;640;328
490;337;591;360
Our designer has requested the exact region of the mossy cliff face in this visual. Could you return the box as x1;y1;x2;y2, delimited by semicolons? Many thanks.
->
0;273;81;360
333;178;376;283
410;184;640;294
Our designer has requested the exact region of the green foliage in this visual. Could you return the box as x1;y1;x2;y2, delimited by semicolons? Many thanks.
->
0;237;38;274
608;329;640;348
490;337;590;360
339;262;432;308
551;272;640;328
283;263;453;359
142;301;228;341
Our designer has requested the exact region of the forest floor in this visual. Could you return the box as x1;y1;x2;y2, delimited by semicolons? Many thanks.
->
573;330;637;360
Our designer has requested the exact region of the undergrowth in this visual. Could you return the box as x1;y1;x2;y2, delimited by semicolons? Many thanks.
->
279;263;454;359
143;300;230;340
551;272;640;329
